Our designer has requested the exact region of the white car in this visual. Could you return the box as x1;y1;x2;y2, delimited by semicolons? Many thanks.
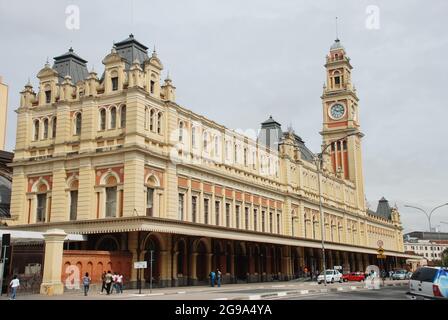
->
317;269;343;284
409;266;448;300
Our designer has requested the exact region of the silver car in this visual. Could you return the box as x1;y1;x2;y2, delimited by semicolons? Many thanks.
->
392;270;408;280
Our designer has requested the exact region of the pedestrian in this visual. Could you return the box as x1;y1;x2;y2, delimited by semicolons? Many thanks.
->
117;273;124;293
209;270;216;287
100;271;107;294
112;272;119;293
105;270;113;295
82;272;91;296
216;268;222;287
9;275;20;300
389;270;394;280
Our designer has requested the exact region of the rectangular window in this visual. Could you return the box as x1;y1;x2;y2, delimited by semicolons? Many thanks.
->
45;90;51;103
150;80;155;94
225;203;230;227
215;201;220;226
269;212;273;233
178;193;184;220
334;76;340;85
70;190;78;221
262;211;265;232
277;213;281;234
146;188;154;216
235;205;240;229
245;207;249;230
36;193;46;222
192;196;197;222
111;77;118;91
254;209;258;231
105;186;117;217
204;198;209;224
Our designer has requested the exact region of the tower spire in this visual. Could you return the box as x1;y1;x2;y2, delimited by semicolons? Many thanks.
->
335;16;339;40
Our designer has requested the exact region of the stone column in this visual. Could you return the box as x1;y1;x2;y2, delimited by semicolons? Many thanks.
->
189;253;198;285
40;229;67;295
342;252;350;274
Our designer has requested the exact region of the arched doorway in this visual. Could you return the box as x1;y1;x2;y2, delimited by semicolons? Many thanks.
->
196;241;208;282
235;243;247;282
144;236;160;287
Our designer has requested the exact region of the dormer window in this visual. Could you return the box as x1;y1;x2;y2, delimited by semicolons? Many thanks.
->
111;77;118;91
45;90;51;104
150;80;155;94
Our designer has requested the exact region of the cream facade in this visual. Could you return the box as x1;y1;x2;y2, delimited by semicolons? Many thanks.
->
6;35;412;289
0;76;8;150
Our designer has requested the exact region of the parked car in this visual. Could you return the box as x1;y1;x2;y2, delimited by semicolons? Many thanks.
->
409;266;448;299
342;272;365;282
317;269;343;284
392;270;408;280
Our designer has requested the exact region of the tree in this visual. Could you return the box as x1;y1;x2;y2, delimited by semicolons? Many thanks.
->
441;248;448;267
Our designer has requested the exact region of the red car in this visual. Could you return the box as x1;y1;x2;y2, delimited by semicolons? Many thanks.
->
342;272;365;282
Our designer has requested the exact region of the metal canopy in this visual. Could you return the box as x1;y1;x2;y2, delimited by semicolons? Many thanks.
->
0;229;86;244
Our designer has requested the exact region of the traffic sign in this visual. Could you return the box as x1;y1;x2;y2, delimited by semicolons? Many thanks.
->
377;254;386;259
377;240;383;247
134;261;147;269
377;247;384;254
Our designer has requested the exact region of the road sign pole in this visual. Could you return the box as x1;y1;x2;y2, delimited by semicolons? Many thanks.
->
0;245;7;296
150;250;153;294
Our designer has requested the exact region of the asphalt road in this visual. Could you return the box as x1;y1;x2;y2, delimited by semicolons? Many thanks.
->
270;286;410;300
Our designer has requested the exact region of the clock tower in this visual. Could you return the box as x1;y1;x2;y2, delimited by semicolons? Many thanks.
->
320;38;365;211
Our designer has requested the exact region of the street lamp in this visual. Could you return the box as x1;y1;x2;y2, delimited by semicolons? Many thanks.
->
404;203;448;232
314;131;361;286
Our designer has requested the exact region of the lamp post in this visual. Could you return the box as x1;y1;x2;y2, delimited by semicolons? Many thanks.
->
314;131;361;286
404;203;448;232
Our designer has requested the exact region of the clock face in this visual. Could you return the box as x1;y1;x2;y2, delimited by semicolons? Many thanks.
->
329;103;345;120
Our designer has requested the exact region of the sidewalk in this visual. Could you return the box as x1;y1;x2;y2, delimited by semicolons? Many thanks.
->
0;279;409;300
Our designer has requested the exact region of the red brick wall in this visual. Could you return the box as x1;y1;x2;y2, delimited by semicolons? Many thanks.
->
62;250;132;284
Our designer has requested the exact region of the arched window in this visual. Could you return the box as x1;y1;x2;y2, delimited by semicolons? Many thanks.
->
234;144;238;163
110;107;116;129
203;132;208;151
144;107;149;130
99;109;106;130
35;182;48;223
69;179;79;221
191;127;196;147
105;175;117;218
120;106;126;128
75;113;82;135
150;109;155;131
157;112;162;134
43;118;49;139
33;120;40;141
243;148;248;166
178;121;184;142
52;117;57;138
214;136;219;156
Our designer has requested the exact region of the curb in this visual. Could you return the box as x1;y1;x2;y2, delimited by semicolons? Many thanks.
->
242;282;409;300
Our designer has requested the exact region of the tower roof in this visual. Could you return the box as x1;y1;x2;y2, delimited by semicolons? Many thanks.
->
114;34;149;70
371;197;392;220
330;38;344;51
261;115;281;127
53;47;89;84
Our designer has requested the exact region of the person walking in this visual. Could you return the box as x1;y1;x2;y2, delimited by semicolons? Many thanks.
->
117;273;123;294
209;270;216;287
82;272;91;296
216;268;222;288
100;271;107;294
389;270;394;280
105;270;113;295
9;275;20;300
112;272;118;294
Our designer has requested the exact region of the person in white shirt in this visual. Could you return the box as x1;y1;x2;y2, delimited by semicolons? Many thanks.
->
117;274;123;293
9;275;20;300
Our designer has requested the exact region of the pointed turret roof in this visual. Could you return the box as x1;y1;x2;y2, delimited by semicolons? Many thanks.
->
330;38;345;51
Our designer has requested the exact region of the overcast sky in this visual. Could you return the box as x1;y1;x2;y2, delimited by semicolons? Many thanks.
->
0;0;447;233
